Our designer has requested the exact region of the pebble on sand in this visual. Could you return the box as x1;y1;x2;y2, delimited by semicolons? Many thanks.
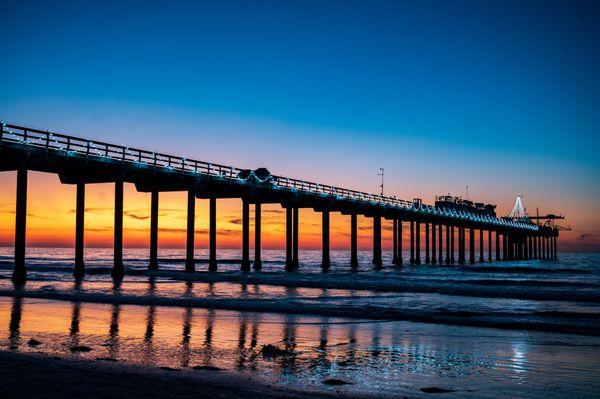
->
420;387;455;393
192;365;222;371
322;379;352;386
260;344;292;357
70;345;93;353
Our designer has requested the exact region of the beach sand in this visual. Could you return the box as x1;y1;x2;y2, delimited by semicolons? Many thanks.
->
0;350;390;399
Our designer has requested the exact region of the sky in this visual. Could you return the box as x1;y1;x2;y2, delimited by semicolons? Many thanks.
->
0;0;598;252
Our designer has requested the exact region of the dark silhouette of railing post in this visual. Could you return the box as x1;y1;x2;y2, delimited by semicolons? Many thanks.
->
209;198;217;271
425;222;430;264
410;220;415;264
372;216;382;267
293;207;299;269
241;200;250;272
285;205;294;271
431;222;437;264
253;203;262;270
350;213;358;269
112;180;124;278
185;189;196;272
13;168;27;286
322;210;331;270
392;219;398;264
74;182;85;277
148;190;159;271
469;226;475;264
415;220;421;265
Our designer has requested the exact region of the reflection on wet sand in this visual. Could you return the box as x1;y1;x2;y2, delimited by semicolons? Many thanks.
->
4;286;358;376
9;297;22;349
2;279;600;397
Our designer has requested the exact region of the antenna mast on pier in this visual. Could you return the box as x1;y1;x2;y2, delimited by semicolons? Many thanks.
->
378;168;384;196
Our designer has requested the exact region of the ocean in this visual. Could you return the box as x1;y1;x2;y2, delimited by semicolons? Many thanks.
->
1;248;599;397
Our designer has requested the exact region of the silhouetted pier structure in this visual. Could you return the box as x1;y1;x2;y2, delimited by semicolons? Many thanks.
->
0;122;560;285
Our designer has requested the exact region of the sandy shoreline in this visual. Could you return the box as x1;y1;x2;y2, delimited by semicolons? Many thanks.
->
0;350;397;399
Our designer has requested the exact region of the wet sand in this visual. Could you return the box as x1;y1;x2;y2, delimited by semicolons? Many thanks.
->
0;350;374;399
1;297;599;398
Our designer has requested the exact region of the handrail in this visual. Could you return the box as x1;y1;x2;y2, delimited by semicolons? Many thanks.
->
0;122;539;231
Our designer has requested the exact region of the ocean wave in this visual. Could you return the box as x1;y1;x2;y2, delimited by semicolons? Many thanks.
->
458;266;587;274
1;263;600;303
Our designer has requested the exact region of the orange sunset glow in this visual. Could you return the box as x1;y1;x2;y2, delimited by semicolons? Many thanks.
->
0;169;596;252
0;171;399;251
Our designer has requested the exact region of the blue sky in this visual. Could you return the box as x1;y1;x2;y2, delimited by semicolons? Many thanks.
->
1;0;599;248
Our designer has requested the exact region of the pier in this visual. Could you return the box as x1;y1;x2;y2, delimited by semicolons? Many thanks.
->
0;122;560;285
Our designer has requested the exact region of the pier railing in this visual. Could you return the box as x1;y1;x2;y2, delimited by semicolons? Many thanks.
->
0;122;538;231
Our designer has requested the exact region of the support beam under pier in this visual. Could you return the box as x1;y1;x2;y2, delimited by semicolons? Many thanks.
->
425;222;430;264
13;168;27;286
445;225;450;264
254;203;262;270
479;229;484;263
415;220;421;265
496;232;500;261
285;206;293;271
148;190;159;271
438;223;443;263
458;226;466;265
397;219;403;266
431;222;437;264
112;180;124;279
185;189;195;273
241;200;250;272
488;230;492;262
450;225;455;264
350;213;358;269
392;219;398;264
410;220;415;264
372;216;382;267
469;226;475;264
74;182;85;277
209;198;217;271
322;210;331;270
293;207;299;269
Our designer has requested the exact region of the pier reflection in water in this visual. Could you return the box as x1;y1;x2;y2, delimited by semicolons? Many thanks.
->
1;286;599;397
